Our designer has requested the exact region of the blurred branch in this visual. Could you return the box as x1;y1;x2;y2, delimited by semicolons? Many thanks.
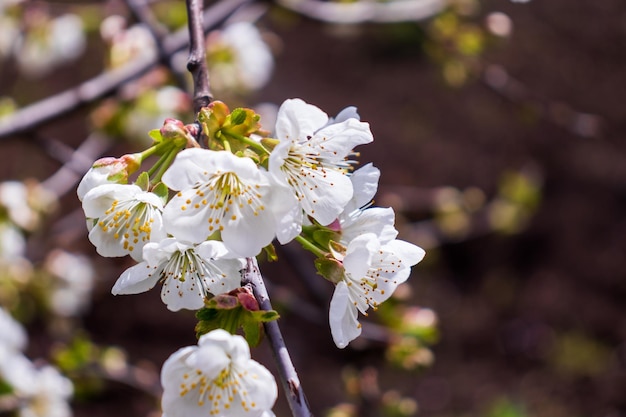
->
185;0;213;115
0;0;252;140
276;0;446;23
124;0;188;88
242;258;313;417
482;64;603;139
40;133;112;197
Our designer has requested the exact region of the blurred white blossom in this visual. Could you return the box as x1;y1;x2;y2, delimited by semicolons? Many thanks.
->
16;13;86;78
44;250;96;317
206;21;274;93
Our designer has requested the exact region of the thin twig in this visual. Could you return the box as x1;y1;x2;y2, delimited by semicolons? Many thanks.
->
185;0;213;115
0;0;251;140
242;258;314;417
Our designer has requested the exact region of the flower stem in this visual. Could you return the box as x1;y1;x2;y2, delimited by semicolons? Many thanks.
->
295;235;327;258
151;147;180;183
242;258;313;417
230;132;270;155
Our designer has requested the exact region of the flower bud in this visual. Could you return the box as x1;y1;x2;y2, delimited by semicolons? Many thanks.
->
159;118;187;140
77;153;141;201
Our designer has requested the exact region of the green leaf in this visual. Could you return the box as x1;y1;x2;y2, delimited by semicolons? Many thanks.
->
148;129;163;143
195;288;280;347
152;182;169;205
134;172;150;191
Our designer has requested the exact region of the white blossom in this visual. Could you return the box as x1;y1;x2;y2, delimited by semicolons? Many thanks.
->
113;238;244;311
82;183;166;261
17;365;73;417
0;307;27;352
161;329;277;417
269;99;373;243
44;250;96;317
207;21;274;92
329;233;425;348
162;149;277;257
16;14;86;78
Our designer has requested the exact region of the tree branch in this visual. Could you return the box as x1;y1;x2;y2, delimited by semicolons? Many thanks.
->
124;0;189;89
185;0;213;115
242;258;314;417
0;0;251;141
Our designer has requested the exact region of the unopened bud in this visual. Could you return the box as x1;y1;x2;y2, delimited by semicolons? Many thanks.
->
77;153;142;201
160;118;188;140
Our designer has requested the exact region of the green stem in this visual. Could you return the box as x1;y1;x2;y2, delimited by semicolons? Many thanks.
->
140;140;172;161
229;132;270;155
295;235;327;258
152;147;181;183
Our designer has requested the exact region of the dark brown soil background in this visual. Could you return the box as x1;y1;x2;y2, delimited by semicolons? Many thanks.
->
2;1;626;416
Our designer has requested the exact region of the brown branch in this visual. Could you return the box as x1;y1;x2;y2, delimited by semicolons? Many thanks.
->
185;0;213;115
242;258;314;417
0;0;251;141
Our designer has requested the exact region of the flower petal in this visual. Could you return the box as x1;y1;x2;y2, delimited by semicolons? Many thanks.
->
275;98;328;142
329;280;362;349
112;262;160;295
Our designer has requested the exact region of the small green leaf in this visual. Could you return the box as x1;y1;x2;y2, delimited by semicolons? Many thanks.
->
230;108;247;125
148;129;163;143
134;172;150;191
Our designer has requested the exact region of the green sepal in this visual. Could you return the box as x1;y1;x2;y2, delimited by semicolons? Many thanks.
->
152;182;169;205
314;256;345;284
260;137;279;152
312;229;340;250
230;108;248;125
148;128;164;143
195;288;280;347
134;171;150;191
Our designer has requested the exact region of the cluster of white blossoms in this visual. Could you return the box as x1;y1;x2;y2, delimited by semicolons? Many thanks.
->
79;97;425;416
0;307;74;417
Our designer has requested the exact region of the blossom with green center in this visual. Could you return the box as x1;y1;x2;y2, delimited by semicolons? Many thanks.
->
162;149;276;257
82;183;166;261
112;238;244;311
329;233;425;348
269;98;374;244
161;329;277;417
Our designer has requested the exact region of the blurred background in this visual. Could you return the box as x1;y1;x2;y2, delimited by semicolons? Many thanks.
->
0;0;625;416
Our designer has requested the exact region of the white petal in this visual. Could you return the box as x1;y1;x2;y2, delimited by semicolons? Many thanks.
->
220;205;276;257
341;207;397;244
81;183;140;219
161;272;206;311
275;98;328;142
385;239;426;266
161;148;217;191
311;117;373;157
329;281;362;349
343;233;377;279
300;168;353;226
349;163;380;209
112;262;159;295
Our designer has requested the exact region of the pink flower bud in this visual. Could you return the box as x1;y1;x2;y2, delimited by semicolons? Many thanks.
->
77;153;141;201
160;118;187;140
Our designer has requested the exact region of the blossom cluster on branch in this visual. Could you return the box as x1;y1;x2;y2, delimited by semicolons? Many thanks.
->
78;97;425;415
